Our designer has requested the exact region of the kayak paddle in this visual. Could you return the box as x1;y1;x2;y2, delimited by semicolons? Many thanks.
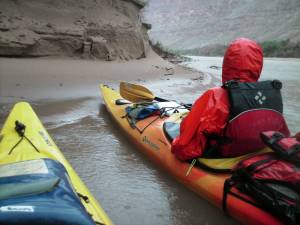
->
120;82;168;103
119;82;192;109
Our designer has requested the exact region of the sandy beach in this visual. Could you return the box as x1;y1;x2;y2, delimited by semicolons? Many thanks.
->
0;52;203;98
0;50;214;123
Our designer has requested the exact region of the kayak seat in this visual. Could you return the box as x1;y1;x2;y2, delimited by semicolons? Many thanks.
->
163;122;271;173
196;147;271;173
163;122;180;142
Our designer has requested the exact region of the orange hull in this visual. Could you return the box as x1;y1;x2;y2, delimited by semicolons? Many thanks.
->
100;84;283;225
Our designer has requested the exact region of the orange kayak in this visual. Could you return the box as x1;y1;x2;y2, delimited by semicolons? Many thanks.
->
100;84;283;225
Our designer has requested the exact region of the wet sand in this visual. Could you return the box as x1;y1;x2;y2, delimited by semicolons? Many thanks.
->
0;53;238;225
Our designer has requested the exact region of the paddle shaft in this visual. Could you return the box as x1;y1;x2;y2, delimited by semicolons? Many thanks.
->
155;97;192;110
154;96;168;102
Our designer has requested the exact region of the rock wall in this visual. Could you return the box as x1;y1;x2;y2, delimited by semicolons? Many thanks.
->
0;0;150;60
143;0;300;51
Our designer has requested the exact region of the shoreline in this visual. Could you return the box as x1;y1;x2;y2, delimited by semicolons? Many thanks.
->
0;51;198;101
0;51;210;124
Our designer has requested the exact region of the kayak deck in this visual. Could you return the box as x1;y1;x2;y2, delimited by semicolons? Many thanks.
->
100;84;283;225
0;102;113;225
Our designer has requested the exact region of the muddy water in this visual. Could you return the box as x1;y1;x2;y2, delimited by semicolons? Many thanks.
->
0;77;238;225
23;95;237;225
2;57;298;225
37;57;299;225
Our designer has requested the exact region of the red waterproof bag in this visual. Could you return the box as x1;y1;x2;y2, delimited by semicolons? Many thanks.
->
261;131;300;162
223;131;300;225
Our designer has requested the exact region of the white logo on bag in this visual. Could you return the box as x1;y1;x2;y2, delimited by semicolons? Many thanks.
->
0;206;34;212
254;91;266;105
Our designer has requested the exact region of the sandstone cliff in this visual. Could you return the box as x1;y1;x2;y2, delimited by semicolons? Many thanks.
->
0;0;150;60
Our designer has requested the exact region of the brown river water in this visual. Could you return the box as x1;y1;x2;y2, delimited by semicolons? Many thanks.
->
1;56;299;225
33;96;238;225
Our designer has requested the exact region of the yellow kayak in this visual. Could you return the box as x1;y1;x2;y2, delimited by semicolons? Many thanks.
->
100;83;283;225
0;102;113;225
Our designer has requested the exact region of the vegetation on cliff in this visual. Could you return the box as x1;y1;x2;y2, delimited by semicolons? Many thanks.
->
150;41;190;63
261;40;300;57
129;0;148;8
178;40;300;58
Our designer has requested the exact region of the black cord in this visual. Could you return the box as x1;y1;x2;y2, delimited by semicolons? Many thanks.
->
8;120;40;155
8;137;24;155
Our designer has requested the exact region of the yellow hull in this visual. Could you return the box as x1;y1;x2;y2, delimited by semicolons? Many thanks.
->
100;84;282;225
0;102;113;225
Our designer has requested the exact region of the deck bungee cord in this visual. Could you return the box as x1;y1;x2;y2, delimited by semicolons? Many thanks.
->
8;120;40;155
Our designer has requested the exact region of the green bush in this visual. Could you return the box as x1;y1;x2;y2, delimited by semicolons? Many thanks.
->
130;0;147;8
260;40;300;57
151;41;179;55
177;40;300;57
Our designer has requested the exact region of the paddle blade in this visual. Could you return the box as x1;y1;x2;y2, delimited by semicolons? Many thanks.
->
120;82;155;102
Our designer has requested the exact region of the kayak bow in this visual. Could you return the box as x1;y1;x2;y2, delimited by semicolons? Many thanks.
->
0;102;113;225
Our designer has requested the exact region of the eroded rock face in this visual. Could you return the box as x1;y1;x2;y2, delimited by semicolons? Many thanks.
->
143;0;300;51
0;0;150;60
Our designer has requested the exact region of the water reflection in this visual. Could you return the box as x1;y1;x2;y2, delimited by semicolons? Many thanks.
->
41;98;238;225
3;57;296;225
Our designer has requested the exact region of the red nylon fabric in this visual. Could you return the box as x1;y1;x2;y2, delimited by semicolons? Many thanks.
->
222;38;263;83
171;87;230;160
171;38;264;160
235;153;300;184
295;132;300;141
221;111;290;157
262;131;300;159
